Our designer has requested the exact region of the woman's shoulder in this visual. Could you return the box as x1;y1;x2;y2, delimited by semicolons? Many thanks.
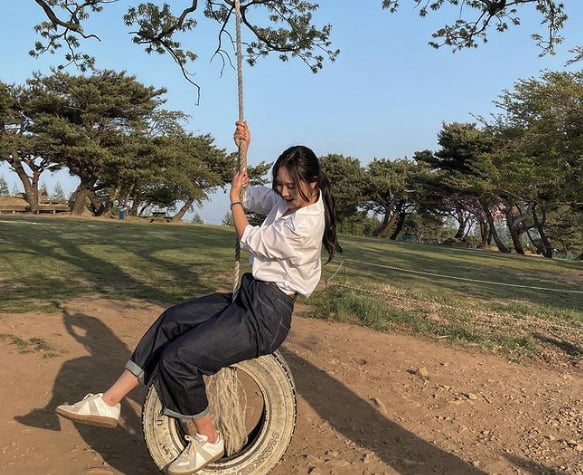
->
289;199;325;234
296;192;325;217
245;185;276;197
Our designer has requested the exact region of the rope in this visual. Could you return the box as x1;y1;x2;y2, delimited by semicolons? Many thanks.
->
209;0;247;458
235;0;245;129
232;0;247;297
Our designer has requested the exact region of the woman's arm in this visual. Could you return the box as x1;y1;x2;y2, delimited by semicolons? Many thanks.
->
230;169;249;239
231;121;251;239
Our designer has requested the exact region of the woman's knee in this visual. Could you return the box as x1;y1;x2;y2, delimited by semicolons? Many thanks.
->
159;344;206;379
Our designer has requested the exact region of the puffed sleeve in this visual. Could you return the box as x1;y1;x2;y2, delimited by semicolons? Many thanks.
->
242;186;282;215
240;215;320;265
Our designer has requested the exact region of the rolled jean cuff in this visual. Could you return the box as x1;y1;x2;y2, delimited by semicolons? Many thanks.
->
125;360;145;384
162;405;209;420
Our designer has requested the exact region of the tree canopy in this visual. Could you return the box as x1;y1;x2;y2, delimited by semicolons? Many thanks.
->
30;0;339;97
0;70;272;218
320;68;583;257
28;0;580;86
382;1;576;60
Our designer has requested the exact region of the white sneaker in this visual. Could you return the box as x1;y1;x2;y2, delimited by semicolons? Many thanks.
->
167;433;225;475
55;393;120;428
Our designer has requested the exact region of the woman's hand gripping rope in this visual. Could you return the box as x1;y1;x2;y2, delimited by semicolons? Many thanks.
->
231;121;251;238
231;121;250;203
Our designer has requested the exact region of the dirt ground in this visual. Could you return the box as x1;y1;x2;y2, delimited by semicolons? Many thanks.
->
1;298;582;475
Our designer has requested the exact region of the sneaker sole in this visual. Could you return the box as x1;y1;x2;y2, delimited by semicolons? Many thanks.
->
166;450;224;475
55;408;118;428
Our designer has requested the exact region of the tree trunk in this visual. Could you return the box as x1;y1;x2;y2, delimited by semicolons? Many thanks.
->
454;204;466;240
120;184;134;216
69;173;102;216
139;203;151;216
389;206;407;240
171;198;195;223
480;199;510;253
8;153;40;212
71;188;91;215
505;207;525;255
89;191;106;216
486;226;493;245
531;203;553;258
70;177;96;216
130;196;141;216
477;219;488;248
374;212;399;238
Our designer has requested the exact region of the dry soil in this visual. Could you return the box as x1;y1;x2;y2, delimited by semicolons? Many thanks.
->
1;298;582;475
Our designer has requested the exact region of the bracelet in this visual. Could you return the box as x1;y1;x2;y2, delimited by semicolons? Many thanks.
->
230;201;242;208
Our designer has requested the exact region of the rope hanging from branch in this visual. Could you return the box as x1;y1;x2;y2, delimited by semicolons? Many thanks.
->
232;0;247;297
206;0;247;457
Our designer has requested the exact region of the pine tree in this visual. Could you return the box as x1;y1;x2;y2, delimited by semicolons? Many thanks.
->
191;213;204;224
222;212;234;226
39;183;49;200
0;176;9;196
52;182;66;202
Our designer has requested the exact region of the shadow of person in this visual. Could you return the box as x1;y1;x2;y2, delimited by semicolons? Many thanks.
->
14;309;158;474
504;453;565;475
280;348;487;475
533;333;583;358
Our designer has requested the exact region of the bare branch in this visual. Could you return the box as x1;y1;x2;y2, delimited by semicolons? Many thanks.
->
209;7;237;76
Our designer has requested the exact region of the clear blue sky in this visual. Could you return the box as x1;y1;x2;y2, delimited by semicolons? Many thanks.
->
1;1;582;223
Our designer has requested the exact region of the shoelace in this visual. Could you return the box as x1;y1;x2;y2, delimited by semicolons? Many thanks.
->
182;435;202;458
72;394;96;407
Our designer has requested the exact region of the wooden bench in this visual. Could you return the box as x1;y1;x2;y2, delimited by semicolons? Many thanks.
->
35;204;70;214
0;205;69;215
145;211;171;223
0;206;28;214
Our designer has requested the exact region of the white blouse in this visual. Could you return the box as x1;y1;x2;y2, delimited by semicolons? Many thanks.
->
240;186;325;297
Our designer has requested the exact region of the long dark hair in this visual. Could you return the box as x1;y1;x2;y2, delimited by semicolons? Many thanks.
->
272;145;342;263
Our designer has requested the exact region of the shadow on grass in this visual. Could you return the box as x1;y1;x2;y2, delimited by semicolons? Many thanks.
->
280;348;487;475
532;333;583;358
334;241;583;312
2;217;581;312
0;218;235;309
14;309;158;474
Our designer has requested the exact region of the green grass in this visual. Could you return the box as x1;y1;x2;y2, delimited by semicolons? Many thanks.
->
0;217;237;312
1;215;582;365
0;333;62;358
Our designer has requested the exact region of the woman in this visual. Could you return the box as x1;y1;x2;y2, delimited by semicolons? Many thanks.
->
56;121;342;474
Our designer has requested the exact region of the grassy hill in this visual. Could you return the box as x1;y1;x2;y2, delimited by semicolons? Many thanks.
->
1;215;581;366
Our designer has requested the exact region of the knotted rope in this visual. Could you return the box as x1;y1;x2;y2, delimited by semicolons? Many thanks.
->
205;0;247;457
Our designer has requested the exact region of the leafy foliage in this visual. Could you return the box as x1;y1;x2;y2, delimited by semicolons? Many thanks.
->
0;70;239;217
30;0;339;92
319;154;365;223
381;0;570;58
362;158;419;238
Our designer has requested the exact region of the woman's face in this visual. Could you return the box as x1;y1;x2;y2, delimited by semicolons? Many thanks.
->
274;166;317;212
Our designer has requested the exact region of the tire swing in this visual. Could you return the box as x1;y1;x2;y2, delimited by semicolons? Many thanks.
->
141;1;297;472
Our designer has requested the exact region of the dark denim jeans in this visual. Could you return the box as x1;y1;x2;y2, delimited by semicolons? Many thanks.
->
125;273;294;419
